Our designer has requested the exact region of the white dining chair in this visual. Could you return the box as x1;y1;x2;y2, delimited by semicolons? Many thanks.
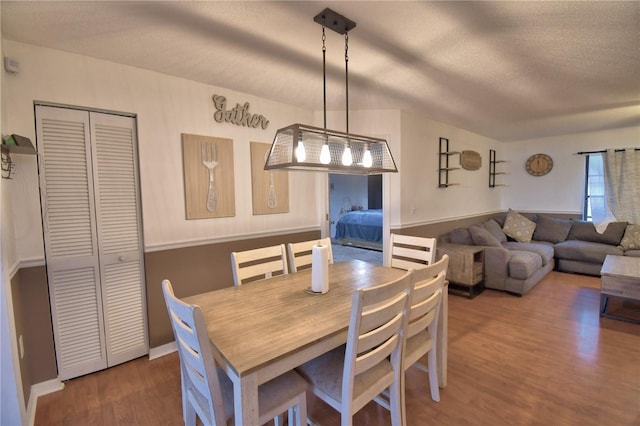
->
388;233;437;270
297;270;414;426
287;237;334;273
375;254;449;421
161;279;308;426
230;244;288;286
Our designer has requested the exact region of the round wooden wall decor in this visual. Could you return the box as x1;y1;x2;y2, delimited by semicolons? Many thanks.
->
460;150;482;171
525;153;553;176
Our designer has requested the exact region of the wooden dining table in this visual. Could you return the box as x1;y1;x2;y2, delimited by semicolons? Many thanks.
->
185;259;448;425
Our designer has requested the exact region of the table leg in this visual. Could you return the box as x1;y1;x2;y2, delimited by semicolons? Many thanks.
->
600;293;609;317
232;372;259;425
437;281;448;389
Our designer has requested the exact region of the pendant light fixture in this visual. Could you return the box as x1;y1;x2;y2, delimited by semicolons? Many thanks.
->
265;8;398;175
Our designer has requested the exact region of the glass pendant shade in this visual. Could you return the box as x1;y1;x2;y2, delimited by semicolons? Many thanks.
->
295;140;306;162
362;148;373;168
320;143;331;164
341;145;353;166
265;123;397;175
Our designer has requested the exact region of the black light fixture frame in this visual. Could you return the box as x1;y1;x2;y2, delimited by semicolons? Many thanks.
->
265;8;398;175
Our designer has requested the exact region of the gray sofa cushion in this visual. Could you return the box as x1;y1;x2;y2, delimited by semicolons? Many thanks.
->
469;224;502;247
532;215;572;243
502;241;554;266
449;227;473;245
554;240;624;264
484;219;507;243
509;251;542;280
625;250;640;258
567;220;628;245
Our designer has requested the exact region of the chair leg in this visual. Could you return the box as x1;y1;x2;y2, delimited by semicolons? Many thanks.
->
400;373;407;426
389;379;403;426
428;350;440;402
180;370;188;423
274;413;285;426
295;393;308;426
184;401;197;426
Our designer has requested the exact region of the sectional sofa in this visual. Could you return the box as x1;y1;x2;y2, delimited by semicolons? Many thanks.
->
439;210;640;296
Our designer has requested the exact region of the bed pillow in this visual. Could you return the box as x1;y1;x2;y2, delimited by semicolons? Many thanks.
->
532;215;572;243
484;219;507;243
449;227;473;245
469;224;502;247
502;209;536;243
619;224;640;250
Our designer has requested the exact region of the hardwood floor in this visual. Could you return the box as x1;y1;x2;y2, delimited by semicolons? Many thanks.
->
35;271;640;425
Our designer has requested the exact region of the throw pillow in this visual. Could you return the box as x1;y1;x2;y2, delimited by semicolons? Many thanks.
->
502;209;536;243
619;224;640;250
469;224;502;247
532;215;572;243
484;219;507;243
449;227;473;245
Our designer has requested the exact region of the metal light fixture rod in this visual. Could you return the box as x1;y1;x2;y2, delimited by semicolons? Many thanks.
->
345;31;349;134
322;25;327;131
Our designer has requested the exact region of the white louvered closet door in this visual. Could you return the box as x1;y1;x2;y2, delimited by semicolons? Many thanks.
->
36;105;148;380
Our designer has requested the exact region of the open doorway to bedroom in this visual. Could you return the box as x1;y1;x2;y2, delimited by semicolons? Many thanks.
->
328;174;383;265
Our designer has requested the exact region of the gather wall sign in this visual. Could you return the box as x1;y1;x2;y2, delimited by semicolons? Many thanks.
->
212;95;270;130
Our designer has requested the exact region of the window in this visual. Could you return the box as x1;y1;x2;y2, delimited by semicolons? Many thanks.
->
584;153;605;221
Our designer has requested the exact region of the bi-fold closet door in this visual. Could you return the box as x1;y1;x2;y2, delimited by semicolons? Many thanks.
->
36;105;148;380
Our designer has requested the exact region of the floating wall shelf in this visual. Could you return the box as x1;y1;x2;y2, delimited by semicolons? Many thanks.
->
438;137;460;188
489;149;507;187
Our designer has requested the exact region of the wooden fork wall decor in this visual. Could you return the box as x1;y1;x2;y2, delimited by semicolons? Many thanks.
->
182;133;236;219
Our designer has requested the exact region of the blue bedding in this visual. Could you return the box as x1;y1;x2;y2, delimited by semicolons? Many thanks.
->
335;209;383;243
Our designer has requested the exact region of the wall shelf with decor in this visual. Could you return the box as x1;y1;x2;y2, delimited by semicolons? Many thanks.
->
1;134;37;179
438;137;460;188
489;149;507;188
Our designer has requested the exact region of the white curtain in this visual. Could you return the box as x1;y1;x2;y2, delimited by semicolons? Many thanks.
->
599;148;640;231
588;154;613;230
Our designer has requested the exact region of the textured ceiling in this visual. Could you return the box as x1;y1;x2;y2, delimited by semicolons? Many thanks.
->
2;1;639;142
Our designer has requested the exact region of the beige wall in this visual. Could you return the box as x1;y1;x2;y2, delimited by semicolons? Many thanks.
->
398;111;505;227
504;126;640;214
1;7;27;422
9;266;56;405
2;40;322;262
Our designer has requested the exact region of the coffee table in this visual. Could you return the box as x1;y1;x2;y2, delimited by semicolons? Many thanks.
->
600;255;640;323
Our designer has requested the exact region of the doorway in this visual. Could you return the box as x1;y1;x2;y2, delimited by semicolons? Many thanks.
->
328;174;383;264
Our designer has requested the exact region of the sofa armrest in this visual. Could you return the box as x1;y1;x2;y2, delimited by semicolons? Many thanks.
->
482;246;511;290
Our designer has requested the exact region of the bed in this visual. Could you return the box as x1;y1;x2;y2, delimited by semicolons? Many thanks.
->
334;209;383;251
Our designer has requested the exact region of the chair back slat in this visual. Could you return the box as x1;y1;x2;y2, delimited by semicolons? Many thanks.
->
354;333;400;377
389;233;437;270
234;259;287;283
359;292;408;335
231;244;288;286
407;302;438;338
287;237;333;272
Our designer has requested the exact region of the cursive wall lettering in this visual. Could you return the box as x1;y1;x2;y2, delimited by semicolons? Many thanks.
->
212;95;270;129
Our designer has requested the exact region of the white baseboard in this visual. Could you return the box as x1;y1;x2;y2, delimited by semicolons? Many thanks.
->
26;379;64;426
148;341;177;360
